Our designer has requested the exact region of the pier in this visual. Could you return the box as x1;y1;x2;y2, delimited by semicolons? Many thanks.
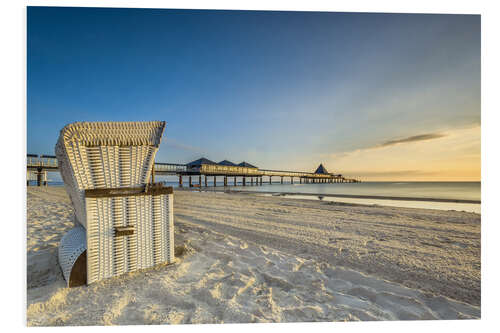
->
27;154;58;186
27;155;360;187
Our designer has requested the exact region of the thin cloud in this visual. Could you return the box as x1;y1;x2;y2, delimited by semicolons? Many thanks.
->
379;133;446;148
348;170;439;177
165;138;205;154
322;131;449;161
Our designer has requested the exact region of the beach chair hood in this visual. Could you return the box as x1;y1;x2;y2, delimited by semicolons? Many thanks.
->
55;121;166;228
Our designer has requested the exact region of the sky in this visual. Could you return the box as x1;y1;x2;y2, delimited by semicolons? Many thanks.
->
27;7;480;181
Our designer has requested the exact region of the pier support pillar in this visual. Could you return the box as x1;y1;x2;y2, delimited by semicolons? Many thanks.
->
281;176;283;184
291;177;293;184
214;176;217;187
243;177;246;186
269;176;272;184
199;175;202;187
179;175;183;187
251;177;254;186
36;168;42;186
189;176;192;187
234;177;237;186
224;176;227;187
260;177;262;186
205;175;208;187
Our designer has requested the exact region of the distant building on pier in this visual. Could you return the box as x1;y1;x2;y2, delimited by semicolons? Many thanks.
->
314;163;329;175
238;161;258;169
218;160;237;166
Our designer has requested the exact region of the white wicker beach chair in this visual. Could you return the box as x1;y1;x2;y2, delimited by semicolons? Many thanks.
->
55;121;174;287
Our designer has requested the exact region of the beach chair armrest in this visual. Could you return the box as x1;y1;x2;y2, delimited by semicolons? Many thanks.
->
84;183;173;198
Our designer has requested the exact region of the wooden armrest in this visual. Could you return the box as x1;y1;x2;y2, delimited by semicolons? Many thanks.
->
114;226;135;237
85;183;173;198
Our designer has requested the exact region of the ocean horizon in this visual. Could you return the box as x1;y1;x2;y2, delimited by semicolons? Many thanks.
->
35;179;480;213
36;179;480;199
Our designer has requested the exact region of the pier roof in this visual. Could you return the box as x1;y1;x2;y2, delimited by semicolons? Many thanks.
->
218;160;236;166
314;164;329;174
238;161;258;169
186;157;217;167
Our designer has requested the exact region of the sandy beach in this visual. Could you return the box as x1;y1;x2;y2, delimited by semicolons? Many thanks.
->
27;187;480;325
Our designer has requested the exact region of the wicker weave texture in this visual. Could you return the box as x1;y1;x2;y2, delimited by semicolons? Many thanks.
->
55;121;166;228
58;226;87;286
85;193;174;284
55;121;174;285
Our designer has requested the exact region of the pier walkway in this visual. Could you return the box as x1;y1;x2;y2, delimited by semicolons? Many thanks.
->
27;155;359;186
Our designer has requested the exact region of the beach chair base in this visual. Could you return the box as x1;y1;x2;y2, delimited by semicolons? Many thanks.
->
58;186;174;287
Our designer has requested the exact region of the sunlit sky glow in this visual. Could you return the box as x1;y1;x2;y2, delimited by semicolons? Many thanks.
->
27;7;480;181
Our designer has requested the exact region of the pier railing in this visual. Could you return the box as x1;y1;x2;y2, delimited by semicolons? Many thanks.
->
154;163;187;173
259;169;338;178
27;155;58;169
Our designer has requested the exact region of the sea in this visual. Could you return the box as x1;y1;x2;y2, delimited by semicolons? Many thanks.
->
33;175;481;214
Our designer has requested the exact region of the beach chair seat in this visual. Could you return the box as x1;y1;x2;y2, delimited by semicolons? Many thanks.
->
55;121;174;287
